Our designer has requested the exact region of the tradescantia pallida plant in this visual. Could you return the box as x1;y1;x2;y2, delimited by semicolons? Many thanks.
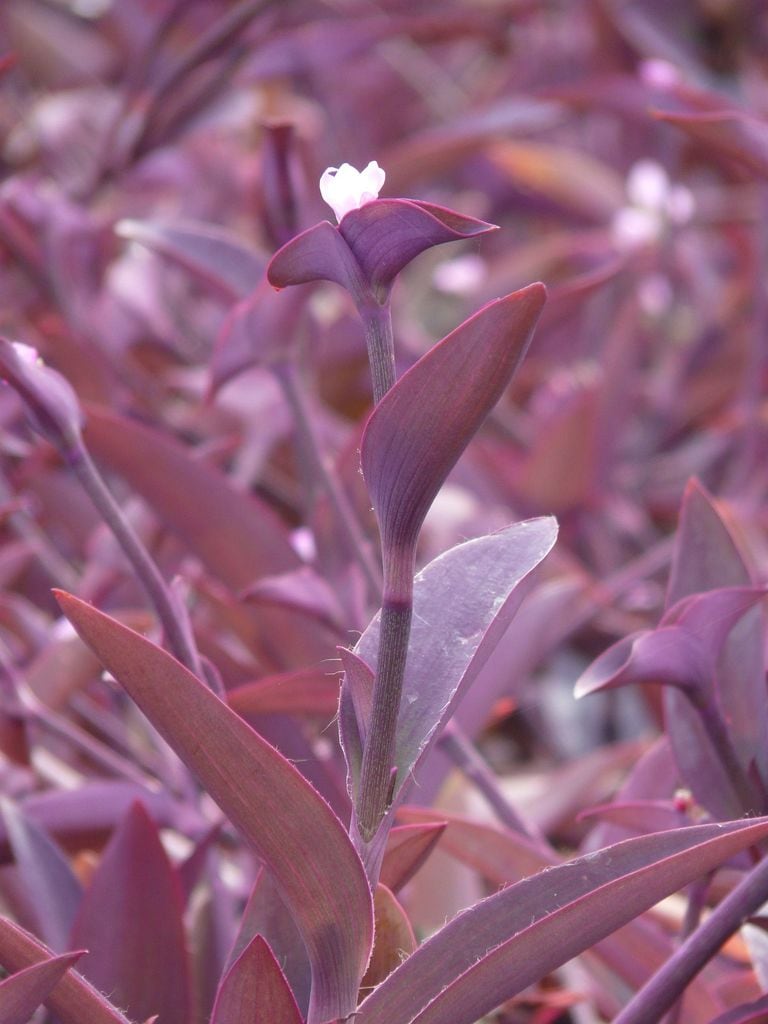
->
1;138;768;1024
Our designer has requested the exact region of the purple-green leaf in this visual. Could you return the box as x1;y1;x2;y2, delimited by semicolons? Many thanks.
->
211;935;302;1024
0;951;85;1024
70;802;191;1024
55;590;374;1024
355;818;768;1024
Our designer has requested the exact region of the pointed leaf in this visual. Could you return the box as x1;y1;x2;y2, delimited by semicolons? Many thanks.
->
115;218;265;301
380;822;446;893
211;934;301;1024
339;199;496;296
0;951;84;1024
55;591;373;1024
267;220;371;304
355;818;768;1024
0;916;132;1024
71;802;191;1024
362;286;546;565
1;799;82;952
83;405;299;589
346;518;557;803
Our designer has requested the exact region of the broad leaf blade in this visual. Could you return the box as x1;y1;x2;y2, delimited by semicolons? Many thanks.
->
211;935;301;1024
70;803;191;1024
0;951;84;1024
347;518;557;803
56;591;373;1024
355;818;768;1024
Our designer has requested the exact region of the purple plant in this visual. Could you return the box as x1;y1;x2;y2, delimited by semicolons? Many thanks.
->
2;4;768;1024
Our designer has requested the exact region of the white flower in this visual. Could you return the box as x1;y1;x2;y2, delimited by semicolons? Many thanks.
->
611;159;694;251
319;160;385;222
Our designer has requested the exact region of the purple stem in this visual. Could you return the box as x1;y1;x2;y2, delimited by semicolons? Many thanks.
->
359;300;396;404
66;441;202;677
356;543;415;840
615;851;768;1024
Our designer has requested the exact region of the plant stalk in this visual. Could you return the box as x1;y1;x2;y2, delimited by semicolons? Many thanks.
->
359;301;396;405
66;442;202;677
615;853;768;1024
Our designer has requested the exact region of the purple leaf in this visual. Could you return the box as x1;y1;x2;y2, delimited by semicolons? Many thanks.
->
228;870;311;1018
267;199;495;303
267;220;371;304
70;802;191;1024
55;591;374;1024
0;951;85;1024
362;286;546;568
355;818;768;1024
243;565;347;630
228;667;341;717
83;405;299;589
360;884;416;995
0;783;180;865
345;518;558;805
1;799;82;952
211;935;302;1024
0;916;132;1024
666;480;767;816
115;218;265;301
339;199;495;297
380;822;446;893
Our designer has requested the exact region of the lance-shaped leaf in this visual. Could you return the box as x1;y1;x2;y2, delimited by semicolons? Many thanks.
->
267;200;495;303
0;916;132;1024
380;822;446;893
70;802;191;1024
211;935;302;1024
1;799;82;952
362;285;545;574
115;218;265;302
360;885;416;995
354;818;768;1024
0;951;85;1024
343;518;558;805
0;337;83;452
55;591;374;1024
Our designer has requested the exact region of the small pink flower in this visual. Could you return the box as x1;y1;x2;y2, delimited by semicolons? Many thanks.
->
319;161;386;222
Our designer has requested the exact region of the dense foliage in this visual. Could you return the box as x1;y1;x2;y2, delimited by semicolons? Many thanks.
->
1;2;768;1022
